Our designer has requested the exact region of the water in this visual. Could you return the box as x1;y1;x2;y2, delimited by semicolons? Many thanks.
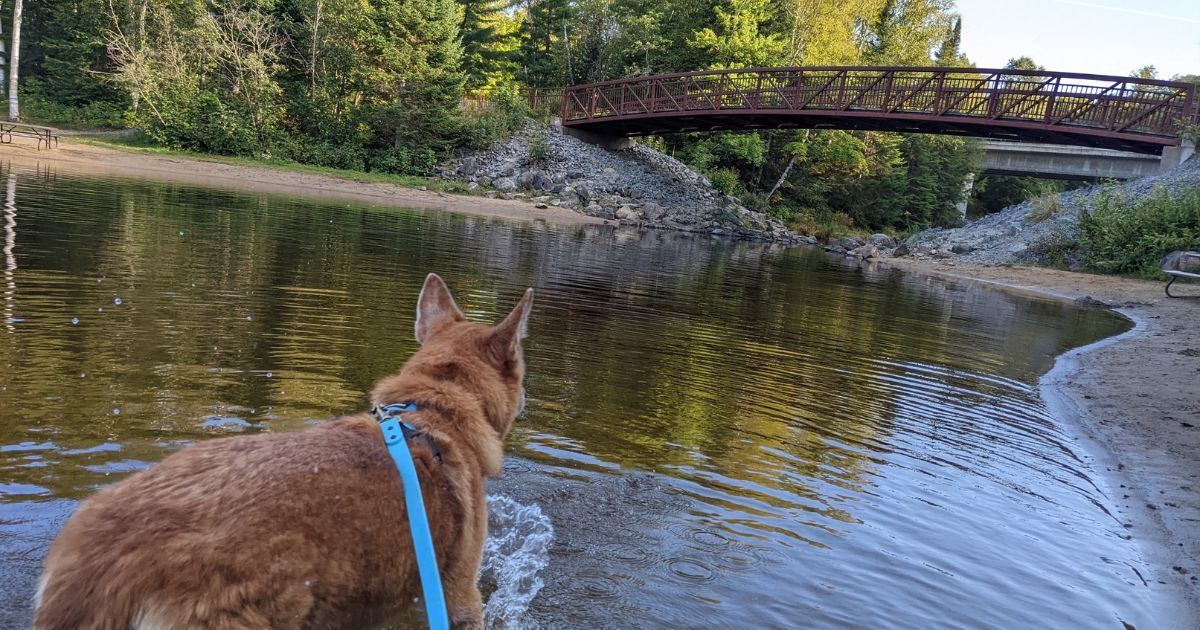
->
0;161;1172;628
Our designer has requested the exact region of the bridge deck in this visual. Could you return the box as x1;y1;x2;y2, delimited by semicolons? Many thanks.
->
561;67;1199;155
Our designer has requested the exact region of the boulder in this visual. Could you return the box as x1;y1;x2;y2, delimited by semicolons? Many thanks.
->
458;156;478;176
492;177;517;192
867;233;897;248
615;206;640;222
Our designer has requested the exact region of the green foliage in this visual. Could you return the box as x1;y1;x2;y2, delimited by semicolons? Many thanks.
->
21;80;127;128
690;0;785;68
527;132;551;163
1078;188;1200;277
709;168;740;195
459;83;530;148
460;0;519;88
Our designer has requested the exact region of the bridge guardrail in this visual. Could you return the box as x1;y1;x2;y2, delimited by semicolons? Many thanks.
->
560;67;1198;153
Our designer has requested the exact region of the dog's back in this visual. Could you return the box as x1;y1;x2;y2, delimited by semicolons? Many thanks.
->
35;418;446;629
34;274;533;629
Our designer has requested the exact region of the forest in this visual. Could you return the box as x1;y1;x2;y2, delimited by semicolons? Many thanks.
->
0;0;1188;233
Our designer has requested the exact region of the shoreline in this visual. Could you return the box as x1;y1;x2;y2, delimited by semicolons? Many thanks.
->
881;258;1200;614
4;137;1196;614
0;137;605;227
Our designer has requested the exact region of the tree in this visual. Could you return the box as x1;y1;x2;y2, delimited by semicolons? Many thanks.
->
8;0;22;120
862;0;953;65
459;0;517;89
519;0;572;86
689;0;785;68
934;15;964;66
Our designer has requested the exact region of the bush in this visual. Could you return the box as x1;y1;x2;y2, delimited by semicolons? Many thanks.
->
298;141;369;172
709;168;740;195
368;146;439;175
21;92;127;129
1078;187;1200;277
1026;194;1064;222
459;84;531;150
527;133;550;163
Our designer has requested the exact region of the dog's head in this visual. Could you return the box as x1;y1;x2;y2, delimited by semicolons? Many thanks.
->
386;273;533;440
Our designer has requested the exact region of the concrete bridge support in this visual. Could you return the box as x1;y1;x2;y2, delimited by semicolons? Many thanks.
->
551;117;634;150
980;139;1194;180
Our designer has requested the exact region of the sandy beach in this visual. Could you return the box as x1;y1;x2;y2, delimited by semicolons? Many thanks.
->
0;137;604;226
5;137;1197;612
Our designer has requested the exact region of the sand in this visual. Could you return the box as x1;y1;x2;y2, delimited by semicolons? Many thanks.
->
0;137;604;226
5;136;1197;611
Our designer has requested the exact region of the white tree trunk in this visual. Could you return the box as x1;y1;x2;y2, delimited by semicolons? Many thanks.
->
7;0;21;121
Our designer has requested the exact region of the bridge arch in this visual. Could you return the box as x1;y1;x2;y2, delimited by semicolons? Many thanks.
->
560;66;1198;155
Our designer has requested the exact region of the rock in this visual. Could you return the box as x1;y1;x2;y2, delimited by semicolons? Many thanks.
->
868;233;897;248
534;202;549;209
892;243;911;257
459;156;478;176
849;244;881;260
641;202;665;221
841;235;866;249
467;182;479;191
583;202;605;217
950;243;975;254
497;161;518;178
615;206;640;222
492;177;517;192
1073;296;1114;309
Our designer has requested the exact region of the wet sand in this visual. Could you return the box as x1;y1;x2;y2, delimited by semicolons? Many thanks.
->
882;259;1200;612
4;137;1196;612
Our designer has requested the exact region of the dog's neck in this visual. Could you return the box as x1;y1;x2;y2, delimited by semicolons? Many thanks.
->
371;375;505;477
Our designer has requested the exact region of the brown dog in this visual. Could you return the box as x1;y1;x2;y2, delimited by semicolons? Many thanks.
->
33;274;533;630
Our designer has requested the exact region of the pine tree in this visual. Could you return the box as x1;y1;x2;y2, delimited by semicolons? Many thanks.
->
460;0;517;89
934;16;962;66
519;0;572;86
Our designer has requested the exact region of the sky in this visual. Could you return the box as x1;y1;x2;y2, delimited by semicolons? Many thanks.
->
955;0;1199;79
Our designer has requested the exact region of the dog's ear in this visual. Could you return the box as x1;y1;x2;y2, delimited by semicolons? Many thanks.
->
490;288;534;359
415;273;466;344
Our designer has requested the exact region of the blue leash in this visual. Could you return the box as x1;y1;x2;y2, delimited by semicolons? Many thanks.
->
374;403;450;630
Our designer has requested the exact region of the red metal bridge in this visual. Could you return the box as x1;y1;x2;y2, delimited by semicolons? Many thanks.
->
557;67;1199;155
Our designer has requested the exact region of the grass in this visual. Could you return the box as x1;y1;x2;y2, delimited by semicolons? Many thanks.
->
75;131;482;196
1026;193;1065;223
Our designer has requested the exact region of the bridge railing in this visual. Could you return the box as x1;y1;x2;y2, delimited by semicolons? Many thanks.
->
562;67;1197;140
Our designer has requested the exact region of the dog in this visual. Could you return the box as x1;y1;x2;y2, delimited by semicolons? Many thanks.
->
33;273;533;630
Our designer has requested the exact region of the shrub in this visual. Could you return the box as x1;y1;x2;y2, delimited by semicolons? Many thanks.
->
709;168;740;195
459;84;531;150
1078;187;1200;277
527;133;550;163
1026;194;1064;223
21;89;127;129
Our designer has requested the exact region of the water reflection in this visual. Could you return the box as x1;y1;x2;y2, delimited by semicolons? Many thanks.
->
0;162;1175;628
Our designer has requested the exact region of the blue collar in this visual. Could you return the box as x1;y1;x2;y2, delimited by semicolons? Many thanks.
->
372;402;449;630
372;403;441;464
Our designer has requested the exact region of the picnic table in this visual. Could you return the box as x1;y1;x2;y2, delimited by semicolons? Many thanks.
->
0;122;59;150
1163;251;1200;298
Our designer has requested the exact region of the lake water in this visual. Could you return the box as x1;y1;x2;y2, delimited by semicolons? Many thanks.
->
0;160;1176;628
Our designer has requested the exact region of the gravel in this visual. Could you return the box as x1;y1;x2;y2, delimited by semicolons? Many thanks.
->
446;123;813;244
904;154;1200;266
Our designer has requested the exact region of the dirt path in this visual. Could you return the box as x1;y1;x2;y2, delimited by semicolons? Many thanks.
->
0;137;603;226
883;258;1200;611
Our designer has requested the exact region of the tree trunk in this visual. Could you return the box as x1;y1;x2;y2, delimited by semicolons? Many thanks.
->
767;154;798;200
0;1;7;99
7;0;21;121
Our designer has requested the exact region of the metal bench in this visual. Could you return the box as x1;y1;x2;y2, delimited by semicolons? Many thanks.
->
1162;251;1200;298
0;122;59;150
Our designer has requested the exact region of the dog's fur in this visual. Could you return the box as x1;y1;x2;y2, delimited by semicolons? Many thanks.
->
33;274;533;630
